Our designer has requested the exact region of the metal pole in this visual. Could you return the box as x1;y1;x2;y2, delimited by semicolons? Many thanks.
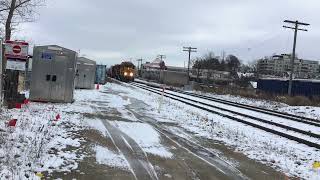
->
139;59;143;77
136;58;143;77
288;23;298;96
183;46;197;84
0;39;2;106
187;48;191;81
136;60;139;72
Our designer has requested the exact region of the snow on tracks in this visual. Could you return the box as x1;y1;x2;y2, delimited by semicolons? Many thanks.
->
109;81;320;179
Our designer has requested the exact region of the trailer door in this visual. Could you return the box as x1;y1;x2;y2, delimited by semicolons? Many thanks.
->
49;55;68;102
30;50;53;101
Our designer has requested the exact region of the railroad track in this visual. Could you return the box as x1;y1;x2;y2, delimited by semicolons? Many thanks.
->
129;81;320;150
134;80;320;126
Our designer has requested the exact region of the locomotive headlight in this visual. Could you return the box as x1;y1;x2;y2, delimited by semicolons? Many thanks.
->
130;72;133;77
124;72;128;76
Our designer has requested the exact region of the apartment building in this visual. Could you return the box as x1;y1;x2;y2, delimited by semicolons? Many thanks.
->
257;54;319;78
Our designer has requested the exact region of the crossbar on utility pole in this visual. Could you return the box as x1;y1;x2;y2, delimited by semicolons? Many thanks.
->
183;46;197;82
158;55;166;61
157;54;166;69
283;20;310;96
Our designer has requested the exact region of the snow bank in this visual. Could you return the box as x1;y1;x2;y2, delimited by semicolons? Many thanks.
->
95;145;129;170
85;118;108;136
111;121;173;158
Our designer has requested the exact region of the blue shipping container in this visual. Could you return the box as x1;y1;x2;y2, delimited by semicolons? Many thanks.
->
257;79;320;97
95;65;106;84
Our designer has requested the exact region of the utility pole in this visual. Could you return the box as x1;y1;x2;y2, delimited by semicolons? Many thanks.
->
136;58;143;76
157;54;166;69
0;39;2;106
222;51;226;61
157;55;166;83
158;55;166;62
283;20;310;96
183;46;197;82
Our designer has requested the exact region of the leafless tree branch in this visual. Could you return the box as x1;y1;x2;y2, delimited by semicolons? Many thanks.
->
0;0;45;40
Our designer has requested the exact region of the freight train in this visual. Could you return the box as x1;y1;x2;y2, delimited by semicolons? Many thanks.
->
109;61;135;82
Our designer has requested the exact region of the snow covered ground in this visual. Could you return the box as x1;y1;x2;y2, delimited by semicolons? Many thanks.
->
0;88;133;179
0;99;86;179
1;81;320;179
95;145;128;170
109;82;320;179
111;121;173;158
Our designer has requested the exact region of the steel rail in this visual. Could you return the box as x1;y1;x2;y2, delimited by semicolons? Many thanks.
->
133;81;320;127
130;83;320;150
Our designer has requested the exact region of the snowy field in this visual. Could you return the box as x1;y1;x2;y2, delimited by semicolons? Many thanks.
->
110;82;320;179
1;82;320;179
0;97;86;179
0;88;129;179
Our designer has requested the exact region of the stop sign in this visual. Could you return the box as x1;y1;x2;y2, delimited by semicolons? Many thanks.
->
4;40;29;60
13;45;21;54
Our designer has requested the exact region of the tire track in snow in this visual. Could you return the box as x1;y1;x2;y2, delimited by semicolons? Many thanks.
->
94;106;158;180
126;100;248;180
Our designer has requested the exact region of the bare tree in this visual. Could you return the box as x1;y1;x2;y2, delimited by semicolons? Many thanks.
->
226;54;241;72
191;57;203;82
0;0;45;103
0;0;45;40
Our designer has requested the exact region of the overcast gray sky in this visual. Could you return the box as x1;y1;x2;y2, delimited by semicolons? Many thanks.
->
15;0;320;67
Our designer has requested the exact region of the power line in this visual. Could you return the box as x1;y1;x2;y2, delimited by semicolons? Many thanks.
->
283;20;310;96
246;32;283;51
183;46;197;82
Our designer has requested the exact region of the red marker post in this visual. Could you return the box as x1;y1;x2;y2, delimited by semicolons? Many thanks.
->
15;103;22;109
23;99;29;104
8;119;17;127
158;86;165;113
55;114;61;121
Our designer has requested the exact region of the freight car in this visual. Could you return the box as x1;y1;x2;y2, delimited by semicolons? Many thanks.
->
257;78;320;97
95;64;107;84
110;64;120;79
111;62;135;82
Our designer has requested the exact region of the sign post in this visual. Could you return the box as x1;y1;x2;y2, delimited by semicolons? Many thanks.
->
158;86;165;113
4;40;29;106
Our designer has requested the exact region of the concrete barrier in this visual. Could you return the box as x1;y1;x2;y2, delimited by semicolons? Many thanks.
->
142;70;160;81
160;70;188;86
142;70;189;86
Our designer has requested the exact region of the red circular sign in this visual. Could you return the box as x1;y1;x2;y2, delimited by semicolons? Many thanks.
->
13;45;21;54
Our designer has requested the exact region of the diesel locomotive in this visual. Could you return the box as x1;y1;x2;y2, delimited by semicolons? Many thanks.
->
110;61;135;82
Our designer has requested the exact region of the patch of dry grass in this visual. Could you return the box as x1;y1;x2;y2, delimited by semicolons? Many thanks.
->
195;85;320;107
